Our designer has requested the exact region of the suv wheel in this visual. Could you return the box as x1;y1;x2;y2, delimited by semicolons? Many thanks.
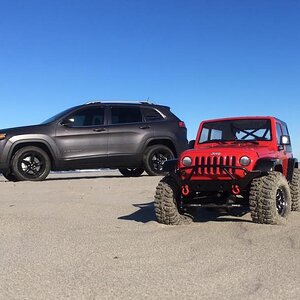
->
11;146;51;181
249;171;291;224
119;168;144;177
154;176;194;225
290;168;300;211
143;145;174;176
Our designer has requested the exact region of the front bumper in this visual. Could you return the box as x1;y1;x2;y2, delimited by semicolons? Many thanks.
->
175;164;267;194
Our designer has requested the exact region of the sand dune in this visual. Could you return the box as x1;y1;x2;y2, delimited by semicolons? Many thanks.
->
0;171;299;299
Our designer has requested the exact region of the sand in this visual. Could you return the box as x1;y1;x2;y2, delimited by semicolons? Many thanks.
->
0;170;299;299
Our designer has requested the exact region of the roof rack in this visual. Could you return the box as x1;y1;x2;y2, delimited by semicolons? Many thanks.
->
85;100;154;105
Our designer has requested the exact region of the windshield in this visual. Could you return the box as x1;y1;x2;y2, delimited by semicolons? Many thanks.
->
199;119;271;143
41;106;79;124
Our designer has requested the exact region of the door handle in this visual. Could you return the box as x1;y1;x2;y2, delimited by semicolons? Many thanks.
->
93;128;106;132
139;126;151;129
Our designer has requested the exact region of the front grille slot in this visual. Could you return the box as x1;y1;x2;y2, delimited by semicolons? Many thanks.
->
194;155;236;175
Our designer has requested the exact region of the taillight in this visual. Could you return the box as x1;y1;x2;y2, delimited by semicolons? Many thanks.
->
178;121;186;128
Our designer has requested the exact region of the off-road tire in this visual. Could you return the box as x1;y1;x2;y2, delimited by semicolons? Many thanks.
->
118;168;144;177
11;146;51;181
144;145;174;176
154;176;194;225
290;168;300;211
249;171;291;225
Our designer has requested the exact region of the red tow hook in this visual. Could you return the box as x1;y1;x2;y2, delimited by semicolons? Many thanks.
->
232;184;240;195
182;185;190;196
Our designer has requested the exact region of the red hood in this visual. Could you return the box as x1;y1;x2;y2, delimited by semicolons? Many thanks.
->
190;143;275;159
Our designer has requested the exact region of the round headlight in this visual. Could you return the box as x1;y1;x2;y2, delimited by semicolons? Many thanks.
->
182;156;192;167
239;156;251;166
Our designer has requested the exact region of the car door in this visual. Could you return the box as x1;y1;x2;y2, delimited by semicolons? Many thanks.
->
275;122;292;175
106;105;153;166
54;105;108;168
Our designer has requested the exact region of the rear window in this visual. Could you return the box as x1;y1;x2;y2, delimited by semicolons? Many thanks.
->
142;108;164;121
111;107;143;124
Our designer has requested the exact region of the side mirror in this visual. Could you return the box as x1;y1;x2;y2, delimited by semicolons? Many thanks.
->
188;140;195;149
280;135;290;145
60;118;74;127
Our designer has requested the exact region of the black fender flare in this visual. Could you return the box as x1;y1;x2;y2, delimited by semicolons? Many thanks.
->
7;138;58;166
253;158;282;172
162;159;178;173
287;158;298;182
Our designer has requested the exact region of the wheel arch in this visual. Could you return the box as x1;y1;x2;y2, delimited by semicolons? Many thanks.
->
287;158;299;182
254;158;283;173
144;138;177;156
9;140;56;169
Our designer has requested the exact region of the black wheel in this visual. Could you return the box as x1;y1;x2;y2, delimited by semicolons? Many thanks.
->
154;176;194;225
289;168;300;211
2;171;18;182
11;146;51;181
118;168;144;177
249;171;291;225
143;145;174;176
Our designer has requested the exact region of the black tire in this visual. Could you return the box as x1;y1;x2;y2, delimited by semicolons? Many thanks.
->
249;171;291;225
154;176;194;225
2;171;18;182
11;146;51;181
118;168;144;177
290;168;300;211
143;145;175;176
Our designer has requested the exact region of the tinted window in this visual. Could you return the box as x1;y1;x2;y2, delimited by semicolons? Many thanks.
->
111;107;142;124
66;107;105;127
142;108;164;121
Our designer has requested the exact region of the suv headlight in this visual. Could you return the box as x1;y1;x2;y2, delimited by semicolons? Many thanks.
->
182;156;192;167
239;156;251;166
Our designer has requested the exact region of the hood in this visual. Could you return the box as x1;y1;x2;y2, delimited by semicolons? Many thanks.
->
0;124;51;136
184;142;274;159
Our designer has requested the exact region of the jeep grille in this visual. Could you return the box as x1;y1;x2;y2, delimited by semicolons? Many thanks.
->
194;156;237;175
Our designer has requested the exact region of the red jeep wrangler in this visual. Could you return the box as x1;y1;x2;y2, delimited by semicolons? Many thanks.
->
154;116;300;225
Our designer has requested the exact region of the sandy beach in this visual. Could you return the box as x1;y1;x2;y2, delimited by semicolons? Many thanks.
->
0;170;299;299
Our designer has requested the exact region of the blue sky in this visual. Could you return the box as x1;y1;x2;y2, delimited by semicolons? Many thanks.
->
1;0;300;157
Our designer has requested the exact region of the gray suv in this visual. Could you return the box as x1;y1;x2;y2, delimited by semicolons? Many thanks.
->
0;101;188;181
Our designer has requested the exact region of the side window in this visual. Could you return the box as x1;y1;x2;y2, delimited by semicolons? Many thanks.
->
111;107;143;124
281;123;292;152
276;123;282;145
66;107;105;127
281;124;289;136
142;108;164;122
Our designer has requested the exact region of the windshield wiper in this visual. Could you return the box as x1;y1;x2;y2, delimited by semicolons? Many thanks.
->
233;140;259;145
201;140;228;144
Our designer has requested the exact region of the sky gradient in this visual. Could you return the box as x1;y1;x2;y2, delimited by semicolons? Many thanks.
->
1;0;300;157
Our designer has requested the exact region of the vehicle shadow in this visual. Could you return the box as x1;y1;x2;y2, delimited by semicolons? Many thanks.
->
196;208;252;223
118;202;252;224
118;202;156;223
45;174;149;181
